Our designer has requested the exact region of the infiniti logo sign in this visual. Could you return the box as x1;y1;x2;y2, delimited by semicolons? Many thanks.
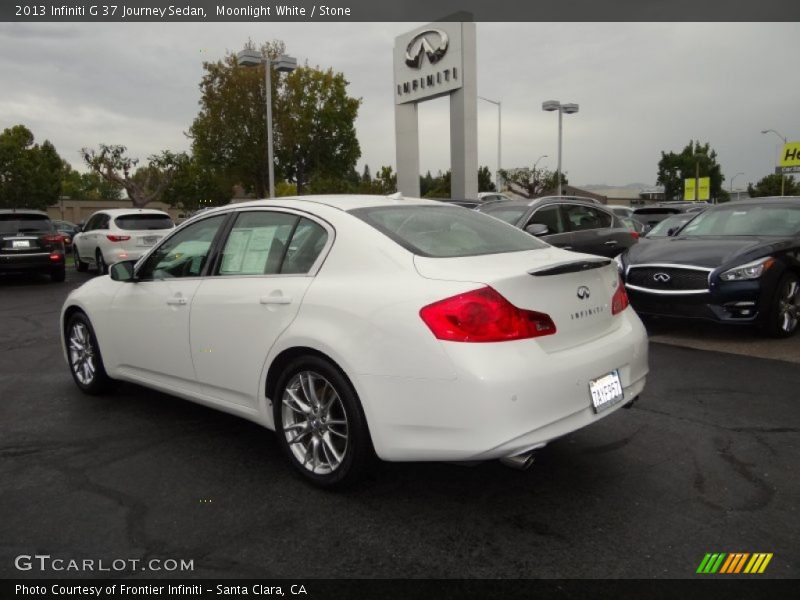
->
577;286;591;300
653;272;671;283
405;29;449;68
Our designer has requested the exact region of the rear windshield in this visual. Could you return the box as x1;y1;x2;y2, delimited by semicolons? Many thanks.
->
478;205;528;225
0;214;54;234
350;205;547;258
680;204;800;237
114;214;174;231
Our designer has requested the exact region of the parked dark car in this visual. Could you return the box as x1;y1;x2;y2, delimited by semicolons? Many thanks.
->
52;219;80;249
477;197;637;258
0;210;66;282
632;202;709;229
618;197;800;337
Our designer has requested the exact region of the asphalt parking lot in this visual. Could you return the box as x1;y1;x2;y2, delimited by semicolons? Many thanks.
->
1;268;798;579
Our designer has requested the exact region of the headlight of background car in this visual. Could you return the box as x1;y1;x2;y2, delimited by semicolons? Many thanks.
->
719;256;775;281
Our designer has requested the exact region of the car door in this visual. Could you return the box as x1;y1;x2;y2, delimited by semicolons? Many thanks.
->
190;209;332;408
562;203;629;257
104;214;228;386
524;204;574;249
75;213;100;260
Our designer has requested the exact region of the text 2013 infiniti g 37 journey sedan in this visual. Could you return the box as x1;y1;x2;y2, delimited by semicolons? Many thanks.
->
61;196;648;487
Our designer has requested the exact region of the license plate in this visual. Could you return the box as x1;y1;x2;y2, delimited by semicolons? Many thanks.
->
140;236;158;246
12;240;30;249
589;370;624;413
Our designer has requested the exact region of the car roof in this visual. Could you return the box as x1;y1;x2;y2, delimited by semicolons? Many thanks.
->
723;196;800;206
197;195;445;215
0;209;50;216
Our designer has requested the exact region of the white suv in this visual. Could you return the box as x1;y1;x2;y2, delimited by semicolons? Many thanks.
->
73;208;174;274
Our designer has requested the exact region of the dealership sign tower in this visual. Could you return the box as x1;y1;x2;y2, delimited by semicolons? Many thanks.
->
394;22;478;199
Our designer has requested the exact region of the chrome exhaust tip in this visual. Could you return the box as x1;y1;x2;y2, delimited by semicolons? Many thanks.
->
499;450;536;471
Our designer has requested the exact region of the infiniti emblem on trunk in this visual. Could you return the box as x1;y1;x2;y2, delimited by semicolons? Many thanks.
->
653;272;671;282
577;286;591;299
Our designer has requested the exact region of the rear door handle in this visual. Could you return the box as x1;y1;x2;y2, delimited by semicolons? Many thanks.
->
166;297;187;306
604;240;618;245
260;295;292;305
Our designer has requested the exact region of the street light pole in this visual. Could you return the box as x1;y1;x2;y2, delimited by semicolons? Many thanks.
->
237;48;297;199
542;101;579;197
730;171;744;201
478;96;502;191
762;129;788;196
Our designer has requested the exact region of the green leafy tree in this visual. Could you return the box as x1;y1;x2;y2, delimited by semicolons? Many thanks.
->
161;154;233;211
657;140;727;201
0;124;63;210
747;174;799;197
81;144;184;208
373;166;397;194
498;165;566;198
61;163;123;201
478;165;496;193
274;66;361;194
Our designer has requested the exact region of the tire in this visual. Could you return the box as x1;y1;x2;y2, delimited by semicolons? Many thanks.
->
95;250;107;275
273;355;374;489
50;267;66;283
760;272;800;338
74;247;88;272
65;312;114;395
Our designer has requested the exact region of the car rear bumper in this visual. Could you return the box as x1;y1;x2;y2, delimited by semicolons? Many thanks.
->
356;309;649;462
0;252;64;272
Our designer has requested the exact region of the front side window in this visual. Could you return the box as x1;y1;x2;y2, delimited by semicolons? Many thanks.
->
218;212;298;276
563;204;612;231
528;205;566;234
137;214;226;280
351;205;547;258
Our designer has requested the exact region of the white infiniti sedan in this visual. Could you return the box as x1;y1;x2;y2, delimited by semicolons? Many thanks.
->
61;196;648;487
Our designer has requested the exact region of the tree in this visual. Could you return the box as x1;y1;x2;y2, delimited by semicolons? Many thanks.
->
478;165;496;193
373;166;397;194
274;66;361;194
81;144;184;208
190;40;362;197
498;165;567;198
161;154;233;211
61;163;123;202
657;140;727;202
747;174;799;197
0;124;63;210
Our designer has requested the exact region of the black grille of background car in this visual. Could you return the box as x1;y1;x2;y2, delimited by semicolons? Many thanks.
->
627;267;709;291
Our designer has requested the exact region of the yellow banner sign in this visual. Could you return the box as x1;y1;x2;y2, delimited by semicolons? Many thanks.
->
684;178;696;200
780;142;800;167
698;177;710;201
684;177;710;201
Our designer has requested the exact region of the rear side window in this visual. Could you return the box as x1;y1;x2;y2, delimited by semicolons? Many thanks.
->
115;214;174;231
0;214;54;234
350;205;547;258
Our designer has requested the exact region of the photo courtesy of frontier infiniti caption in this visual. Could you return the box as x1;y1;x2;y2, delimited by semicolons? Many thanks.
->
60;195;648;488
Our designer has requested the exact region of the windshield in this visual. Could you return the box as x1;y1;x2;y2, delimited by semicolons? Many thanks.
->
646;216;691;238
115;214;174;231
679;204;800;237
0;214;54;234
350;205;547;258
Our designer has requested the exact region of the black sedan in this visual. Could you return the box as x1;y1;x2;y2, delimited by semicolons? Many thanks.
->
618;198;800;337
477;197;637;258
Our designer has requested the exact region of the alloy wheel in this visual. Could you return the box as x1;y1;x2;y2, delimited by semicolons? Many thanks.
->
68;322;96;385
778;279;800;333
281;371;349;475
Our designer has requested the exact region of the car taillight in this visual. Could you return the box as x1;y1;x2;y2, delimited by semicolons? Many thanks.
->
611;276;629;315
41;234;64;244
106;235;131;242
419;286;556;342
630;231;640;240
49;252;63;261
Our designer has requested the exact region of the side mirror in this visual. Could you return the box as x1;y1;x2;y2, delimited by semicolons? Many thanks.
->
109;259;138;282
525;223;549;236
667;227;679;237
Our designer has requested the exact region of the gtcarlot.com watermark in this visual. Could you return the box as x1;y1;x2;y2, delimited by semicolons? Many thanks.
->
14;554;194;573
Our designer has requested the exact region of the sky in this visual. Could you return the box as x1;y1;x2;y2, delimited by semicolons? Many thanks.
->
1;21;798;190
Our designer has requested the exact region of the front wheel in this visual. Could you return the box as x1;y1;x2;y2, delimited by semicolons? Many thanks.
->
761;272;800;338
273;356;374;488
66;313;114;394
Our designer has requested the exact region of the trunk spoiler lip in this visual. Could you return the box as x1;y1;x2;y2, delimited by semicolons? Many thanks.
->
529;258;611;277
